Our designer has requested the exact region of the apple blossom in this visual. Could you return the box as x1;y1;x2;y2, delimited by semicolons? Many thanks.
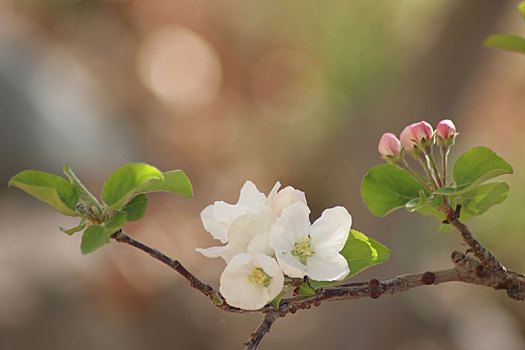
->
400;121;434;152
197;181;307;262
378;133;402;162
219;253;284;310
270;202;351;281
436;119;456;146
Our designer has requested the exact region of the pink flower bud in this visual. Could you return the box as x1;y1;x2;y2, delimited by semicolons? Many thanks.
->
436;119;456;145
378;133;402;158
400;121;433;152
272;187;307;216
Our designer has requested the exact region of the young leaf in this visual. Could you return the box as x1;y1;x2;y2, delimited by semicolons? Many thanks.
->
103;211;127;234
102;163;164;211
122;194;148;221
454;147;513;191
433;184;469;195
458;182;509;216
484;34;525;54
59;220;87;235
137;170;193;198
298;283;316;296
81;225;109;255
362;164;429;217
8;170;79;216
271;288;288;309
63;165;104;219
310;229;390;289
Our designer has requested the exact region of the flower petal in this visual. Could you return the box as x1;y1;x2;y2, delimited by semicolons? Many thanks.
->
200;204;228;243
238;181;266;206
309;206;351;256
195;246;235;262
272;186;307;216
266;181;281;203
228;214;273;254
247;233;274;257
274;202;311;241
306;254;349;281
219;253;281;310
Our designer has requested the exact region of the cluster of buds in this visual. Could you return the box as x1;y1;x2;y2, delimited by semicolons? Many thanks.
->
377;119;457;189
378;119;456;161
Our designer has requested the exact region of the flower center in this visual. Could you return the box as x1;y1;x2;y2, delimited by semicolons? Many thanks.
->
291;236;315;265
248;267;272;287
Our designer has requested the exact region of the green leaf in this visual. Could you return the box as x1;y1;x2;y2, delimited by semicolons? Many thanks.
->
454;147;513;191
8;170;79;216
298;283;316;296
459;182;510;216
484;34;525;54
361;164;429;217
310;229;390;289
59;220;87;235
63;165;104;219
102;163;164;211
122;194;147;221
137;170;193;198
271;289;287;309
103;211;127;233
81;225;109;255
433;184;469;195
520;2;525;20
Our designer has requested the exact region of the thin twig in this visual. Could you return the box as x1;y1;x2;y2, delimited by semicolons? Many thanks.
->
244;311;280;350
110;230;251;314
440;205;506;275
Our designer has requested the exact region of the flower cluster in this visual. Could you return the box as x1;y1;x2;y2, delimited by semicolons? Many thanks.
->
197;181;352;310
378;119;457;161
377;119;457;190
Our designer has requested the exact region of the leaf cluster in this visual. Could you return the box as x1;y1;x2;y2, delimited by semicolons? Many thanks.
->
8;163;193;254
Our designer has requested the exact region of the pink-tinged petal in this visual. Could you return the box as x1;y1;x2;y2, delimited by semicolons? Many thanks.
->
400;124;417;151
306;254;349;281
309;206;351;256
436;119;456;140
412;121;433;141
272;186;307;216
378;133;401;158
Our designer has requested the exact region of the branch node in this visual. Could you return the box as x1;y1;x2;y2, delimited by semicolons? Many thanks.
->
421;272;436;285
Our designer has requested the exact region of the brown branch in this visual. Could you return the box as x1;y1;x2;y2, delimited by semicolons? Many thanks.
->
110;230;251;314
244;310;280;350
110;224;525;349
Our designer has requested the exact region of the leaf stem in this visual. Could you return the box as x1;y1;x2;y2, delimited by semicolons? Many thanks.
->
440;145;450;186
424;147;444;188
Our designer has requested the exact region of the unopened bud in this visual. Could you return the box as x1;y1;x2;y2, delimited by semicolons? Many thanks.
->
378;133;402;163
400;121;434;153
436;119;456;146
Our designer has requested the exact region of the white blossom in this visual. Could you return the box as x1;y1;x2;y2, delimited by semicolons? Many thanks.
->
270;202;351;281
197;181;306;262
219;253;284;310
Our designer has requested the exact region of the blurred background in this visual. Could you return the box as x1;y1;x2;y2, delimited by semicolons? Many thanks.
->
0;0;525;349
